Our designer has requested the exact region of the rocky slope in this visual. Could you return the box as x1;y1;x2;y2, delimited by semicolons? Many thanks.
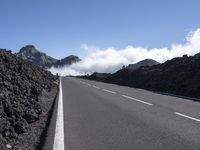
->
17;45;80;69
0;49;58;149
82;54;200;100
126;59;159;71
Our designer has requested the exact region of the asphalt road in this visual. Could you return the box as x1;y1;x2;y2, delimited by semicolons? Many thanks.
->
54;77;200;150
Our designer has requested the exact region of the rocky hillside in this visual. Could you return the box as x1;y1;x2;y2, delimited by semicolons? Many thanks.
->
0;49;58;149
82;54;200;99
126;59;159;71
17;45;80;69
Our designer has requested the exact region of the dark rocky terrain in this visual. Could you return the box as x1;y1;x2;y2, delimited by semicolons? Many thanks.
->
81;53;200;100
126;59;159;71
17;45;80;69
80;59;159;81
0;49;58;149
83;72;111;81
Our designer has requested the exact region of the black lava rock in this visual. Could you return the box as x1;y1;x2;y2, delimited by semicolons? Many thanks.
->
0;49;58;149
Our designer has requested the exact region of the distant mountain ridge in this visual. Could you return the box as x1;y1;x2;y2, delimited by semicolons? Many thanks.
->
126;59;159;71
17;45;80;68
52;55;80;68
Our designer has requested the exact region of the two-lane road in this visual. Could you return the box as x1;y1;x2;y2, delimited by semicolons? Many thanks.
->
53;77;200;150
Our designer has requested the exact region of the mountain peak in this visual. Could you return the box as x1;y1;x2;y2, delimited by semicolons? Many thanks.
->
52;55;81;68
19;45;39;54
17;45;80;69
17;45;57;68
25;45;36;49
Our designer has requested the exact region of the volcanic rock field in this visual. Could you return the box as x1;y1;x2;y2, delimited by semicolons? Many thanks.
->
0;49;58;150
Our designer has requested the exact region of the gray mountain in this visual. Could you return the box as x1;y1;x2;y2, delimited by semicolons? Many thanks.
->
52;55;80;68
17;45;57;68
126;59;159;71
17;45;80;68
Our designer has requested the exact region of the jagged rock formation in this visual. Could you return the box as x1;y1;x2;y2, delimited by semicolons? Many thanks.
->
17;45;80;69
0;49;58;149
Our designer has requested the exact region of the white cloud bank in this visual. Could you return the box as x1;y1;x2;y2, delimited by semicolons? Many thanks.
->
49;28;200;76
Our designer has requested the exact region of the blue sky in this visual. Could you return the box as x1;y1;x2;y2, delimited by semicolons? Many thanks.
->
1;0;200;59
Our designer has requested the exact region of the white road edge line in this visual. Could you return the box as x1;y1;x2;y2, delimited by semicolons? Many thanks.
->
87;83;91;86
103;89;116;94
93;85;100;89
174;112;200;122
122;95;153;106
53;77;65;150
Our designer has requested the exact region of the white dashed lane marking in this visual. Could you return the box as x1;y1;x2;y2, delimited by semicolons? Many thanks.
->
79;80;200;125
174;112;200;122
122;95;153;106
103;89;116;94
93;85;100;89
